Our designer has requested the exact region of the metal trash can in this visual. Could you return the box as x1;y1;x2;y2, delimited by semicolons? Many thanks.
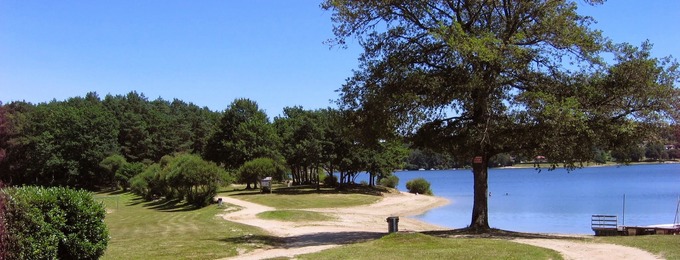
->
386;216;399;233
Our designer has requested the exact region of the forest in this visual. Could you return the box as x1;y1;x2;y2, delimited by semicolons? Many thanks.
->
0;92;411;194
1;91;678;193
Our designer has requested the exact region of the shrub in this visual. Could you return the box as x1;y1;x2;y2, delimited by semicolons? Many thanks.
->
405;178;433;195
323;174;338;187
0;183;7;260
2;186;109;259
379;175;399;188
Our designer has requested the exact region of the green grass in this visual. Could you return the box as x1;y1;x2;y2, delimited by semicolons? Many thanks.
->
96;192;277;260
595;235;680;259
297;232;563;260
222;185;383;209
256;210;336;222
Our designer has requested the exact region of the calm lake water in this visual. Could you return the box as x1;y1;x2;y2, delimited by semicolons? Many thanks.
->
389;164;680;234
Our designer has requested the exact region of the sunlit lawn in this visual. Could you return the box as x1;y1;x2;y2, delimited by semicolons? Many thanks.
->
595;235;680;259
298;232;563;260
219;184;383;209
96;192;275;260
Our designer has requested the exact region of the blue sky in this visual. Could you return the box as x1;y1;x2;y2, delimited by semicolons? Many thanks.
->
1;1;678;118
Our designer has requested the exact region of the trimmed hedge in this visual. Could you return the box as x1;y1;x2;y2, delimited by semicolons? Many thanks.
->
1;186;109;259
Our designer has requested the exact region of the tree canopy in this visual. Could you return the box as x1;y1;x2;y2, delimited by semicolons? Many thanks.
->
323;0;679;231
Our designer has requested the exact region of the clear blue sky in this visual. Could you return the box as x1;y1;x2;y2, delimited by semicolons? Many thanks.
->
1;1;678;118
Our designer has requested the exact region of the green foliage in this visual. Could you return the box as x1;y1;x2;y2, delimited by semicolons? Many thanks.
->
489;153;514;167
323;174;338;187
129;154;231;207
205;98;280;170
0;92;220;188
379;174;399;188
115;161;145;191
100;154;127;187
405;178;433;195
324;0;679;230
2;186;108;260
0;183;8;260
237;157;287;190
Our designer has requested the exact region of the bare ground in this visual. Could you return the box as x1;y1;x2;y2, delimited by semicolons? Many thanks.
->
217;192;662;260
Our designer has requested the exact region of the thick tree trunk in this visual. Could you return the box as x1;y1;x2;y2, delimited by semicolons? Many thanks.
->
470;155;490;232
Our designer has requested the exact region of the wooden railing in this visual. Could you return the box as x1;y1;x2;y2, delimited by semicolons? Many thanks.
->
591;215;618;236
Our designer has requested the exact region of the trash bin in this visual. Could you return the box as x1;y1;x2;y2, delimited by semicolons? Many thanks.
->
386;216;399;233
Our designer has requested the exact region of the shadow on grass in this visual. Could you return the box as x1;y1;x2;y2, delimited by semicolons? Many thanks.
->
423;228;588;240
218;231;384;249
143;198;199;212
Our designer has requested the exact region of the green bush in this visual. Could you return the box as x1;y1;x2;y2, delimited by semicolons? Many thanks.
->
2;186;109;260
323;174;338;187
0;183;8;260
405;178;433;195
379;175;399;188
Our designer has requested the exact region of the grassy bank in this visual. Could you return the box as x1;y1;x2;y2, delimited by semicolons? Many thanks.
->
96;191;275;260
596;235;680;259
298;232;563;260
221;185;383;209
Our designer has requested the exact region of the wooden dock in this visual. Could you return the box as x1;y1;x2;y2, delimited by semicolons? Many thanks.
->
591;215;680;236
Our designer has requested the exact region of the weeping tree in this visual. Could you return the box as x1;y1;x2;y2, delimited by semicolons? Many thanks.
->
323;0;679;232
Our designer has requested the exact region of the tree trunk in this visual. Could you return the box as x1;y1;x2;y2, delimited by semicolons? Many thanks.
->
470;155;490;232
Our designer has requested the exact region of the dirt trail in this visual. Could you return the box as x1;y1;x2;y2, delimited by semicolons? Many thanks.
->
513;238;663;260
218;193;662;260
218;192;449;259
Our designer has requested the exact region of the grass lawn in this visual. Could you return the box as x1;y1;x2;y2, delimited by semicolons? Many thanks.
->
96;191;276;260
220;185;383;209
595;235;680;259
297;232;563;260
257;210;336;222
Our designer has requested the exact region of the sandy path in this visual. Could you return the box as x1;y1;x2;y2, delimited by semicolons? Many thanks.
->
218;192;449;259
513;239;663;260
218;193;662;260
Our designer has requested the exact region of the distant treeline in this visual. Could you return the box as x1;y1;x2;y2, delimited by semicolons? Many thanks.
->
0;92;407;190
1;92;678;190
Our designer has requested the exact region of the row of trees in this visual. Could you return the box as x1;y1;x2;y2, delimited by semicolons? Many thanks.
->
0;94;408;191
1;90;677;193
0;92;218;189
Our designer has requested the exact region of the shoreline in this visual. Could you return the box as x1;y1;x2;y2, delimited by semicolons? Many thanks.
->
217;191;661;260
217;191;450;259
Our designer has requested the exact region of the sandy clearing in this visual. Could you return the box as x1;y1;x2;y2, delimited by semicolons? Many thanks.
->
513;238;663;260
218;191;449;259
218;192;663;260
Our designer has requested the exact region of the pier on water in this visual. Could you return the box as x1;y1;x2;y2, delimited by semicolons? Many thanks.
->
591;215;680;236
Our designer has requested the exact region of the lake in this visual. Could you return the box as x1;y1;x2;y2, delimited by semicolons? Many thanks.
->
390;163;680;234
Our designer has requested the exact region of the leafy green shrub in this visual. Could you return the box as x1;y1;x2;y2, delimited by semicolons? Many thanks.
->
405;178;433;195
165;154;230;206
237;158;279;190
115;162;145;191
2;186;109;259
379;175;399;188
0;183;7;260
323;174;338;187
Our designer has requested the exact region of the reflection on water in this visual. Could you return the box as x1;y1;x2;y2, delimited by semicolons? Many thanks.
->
391;164;680;234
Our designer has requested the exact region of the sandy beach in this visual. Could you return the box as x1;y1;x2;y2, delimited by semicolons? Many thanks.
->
218;191;661;260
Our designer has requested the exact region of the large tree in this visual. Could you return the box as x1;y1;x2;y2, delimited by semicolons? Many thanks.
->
323;0;679;232
205;98;281;170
